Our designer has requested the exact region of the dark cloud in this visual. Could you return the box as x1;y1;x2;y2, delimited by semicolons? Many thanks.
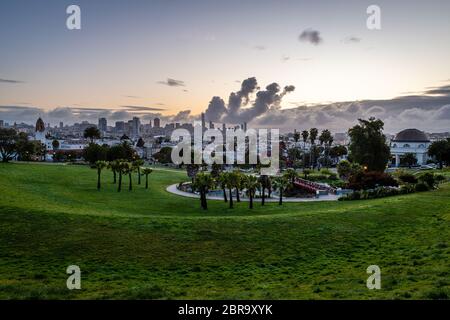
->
157;78;186;87
0;78;24;84
205;96;227;122
299;29;323;45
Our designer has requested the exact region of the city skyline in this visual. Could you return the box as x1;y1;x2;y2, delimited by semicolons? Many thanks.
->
1;0;450;132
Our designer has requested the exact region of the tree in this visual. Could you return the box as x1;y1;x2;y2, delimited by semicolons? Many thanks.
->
232;170;243;202
107;160;118;184
347;118;390;172
52;139;60;151
94;160;108;190
117;161;130;192
428;139;450;169
132;159;145;184
192;172;214;210
16;133;39;161
329;145;347;164
83;126;101;142
0;128;18;162
244;175;259;209
142;168;153;189
283;168;299;185
258;175;271;206
302;168;311;179
319;129;333;168
186;164;200;183
153;146;172;164
223;172;235;209
293;131;300;145
400;153;417;168
272;176;290;205
337;160;362;181
83;143;108;164
217;172;228;202
136;137;145;148
309;128;318;169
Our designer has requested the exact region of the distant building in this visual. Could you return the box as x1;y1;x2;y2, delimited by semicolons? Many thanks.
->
201;113;206;131
115;121;125;134
132;117;140;137
59;121;64;129
153;118;161;128
390;129;430;167
98;118;107;133
35;117;46;143
0;120;3;128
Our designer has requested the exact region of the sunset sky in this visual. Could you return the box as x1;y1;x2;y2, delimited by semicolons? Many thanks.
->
1;0;449;132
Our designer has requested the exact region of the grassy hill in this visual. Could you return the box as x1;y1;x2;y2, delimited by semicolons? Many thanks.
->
0;163;448;299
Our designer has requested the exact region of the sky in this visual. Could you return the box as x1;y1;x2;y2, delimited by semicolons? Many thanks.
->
0;0;449;133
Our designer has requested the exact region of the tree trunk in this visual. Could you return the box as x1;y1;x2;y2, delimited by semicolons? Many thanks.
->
97;169;101;190
279;190;283;205
223;188;227;202
236;188;240;202
128;173;132;191
113;170;116;184
261;188;265;206
145;175;149;189
202;189;208;210
137;167;141;185
229;188;233;208
249;193;253;209
118;173;122;192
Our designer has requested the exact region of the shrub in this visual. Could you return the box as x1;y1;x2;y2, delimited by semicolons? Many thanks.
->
415;182;430;192
398;173;418;184
418;172;436;189
347;171;398;190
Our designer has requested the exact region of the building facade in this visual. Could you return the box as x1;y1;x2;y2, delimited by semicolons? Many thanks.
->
390;129;430;167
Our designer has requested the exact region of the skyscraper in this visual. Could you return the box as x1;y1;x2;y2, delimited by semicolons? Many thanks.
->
201;112;206;131
153;117;160;128
0;120;4;128
98;118;107;133
59;121;64;129
132;117;140;137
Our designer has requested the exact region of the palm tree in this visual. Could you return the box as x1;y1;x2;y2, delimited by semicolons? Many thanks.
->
258;175;270;206
319;129;332;168
301;130;309;168
133;159;145;184
142;167;153;189
94;160;108;190
223;172;235;209
283;168;299;186
192;172;214;210
244;175;259;209
117;161;131;192
309;128;318;170
233;170;243;202
293;130;300;147
217;172;228;202
83;126;101;143
272;176;289;205
108;160;120;184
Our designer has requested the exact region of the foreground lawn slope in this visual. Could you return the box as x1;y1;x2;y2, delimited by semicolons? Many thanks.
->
0;163;449;299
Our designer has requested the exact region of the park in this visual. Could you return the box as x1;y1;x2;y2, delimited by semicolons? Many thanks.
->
0;160;449;299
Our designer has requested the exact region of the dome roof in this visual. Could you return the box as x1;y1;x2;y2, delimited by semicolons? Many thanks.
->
35;117;45;132
393;129;429;142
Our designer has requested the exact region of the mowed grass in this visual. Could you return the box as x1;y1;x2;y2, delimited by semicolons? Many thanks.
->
0;163;449;299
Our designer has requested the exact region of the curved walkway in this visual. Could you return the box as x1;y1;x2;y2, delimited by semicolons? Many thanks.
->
166;184;339;202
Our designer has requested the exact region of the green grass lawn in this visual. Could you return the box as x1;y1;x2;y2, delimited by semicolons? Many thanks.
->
0;163;449;299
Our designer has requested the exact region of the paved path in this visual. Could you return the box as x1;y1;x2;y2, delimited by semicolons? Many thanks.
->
166;184;339;202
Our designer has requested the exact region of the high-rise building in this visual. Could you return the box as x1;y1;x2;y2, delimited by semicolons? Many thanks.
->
115;121;125;133
132;117;141;137
59;121;64;129
0;120;3;128
209;121;214;129
201;113;206;131
98;118;107;133
153;117;160;128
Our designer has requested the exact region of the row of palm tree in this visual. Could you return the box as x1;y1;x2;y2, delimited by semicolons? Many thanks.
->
94;159;152;192
292;128;334;169
191;168;299;210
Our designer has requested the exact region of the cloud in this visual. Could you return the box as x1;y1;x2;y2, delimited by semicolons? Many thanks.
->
342;36;361;44
157;78;186;87
281;55;290;62
0;78;24;84
120;105;166;112
253;45;267;51
204;77;295;124
299;29;323;45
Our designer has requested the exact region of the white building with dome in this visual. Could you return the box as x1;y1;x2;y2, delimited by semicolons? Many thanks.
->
390;129;430;167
